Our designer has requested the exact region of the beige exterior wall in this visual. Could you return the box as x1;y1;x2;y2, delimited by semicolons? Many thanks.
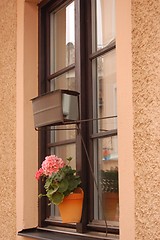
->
0;0;159;240
117;1;160;239
16;0;38;239
132;1;160;239
0;0;38;240
0;1;17;239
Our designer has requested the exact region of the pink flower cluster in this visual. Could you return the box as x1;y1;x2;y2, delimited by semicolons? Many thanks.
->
35;155;65;180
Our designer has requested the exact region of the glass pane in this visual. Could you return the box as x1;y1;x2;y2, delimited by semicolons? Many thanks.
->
50;1;75;74
94;137;119;223
93;49;117;133
50;69;75;91
94;0;116;50
50;124;76;143
50;144;76;218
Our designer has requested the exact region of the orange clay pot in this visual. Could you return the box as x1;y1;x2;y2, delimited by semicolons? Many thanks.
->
102;192;119;221
58;187;84;223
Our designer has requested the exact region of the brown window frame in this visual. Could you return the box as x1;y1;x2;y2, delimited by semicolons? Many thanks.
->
38;0;119;237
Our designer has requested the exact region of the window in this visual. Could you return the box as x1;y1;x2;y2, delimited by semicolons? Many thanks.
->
38;0;118;237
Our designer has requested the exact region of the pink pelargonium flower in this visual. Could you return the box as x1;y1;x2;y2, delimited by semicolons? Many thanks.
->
41;155;65;176
35;168;44;180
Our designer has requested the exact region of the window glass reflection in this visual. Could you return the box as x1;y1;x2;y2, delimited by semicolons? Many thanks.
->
96;0;116;50
50;69;75;91
93;49;117;133
50;125;76;143
94;137;119;223
50;1;75;74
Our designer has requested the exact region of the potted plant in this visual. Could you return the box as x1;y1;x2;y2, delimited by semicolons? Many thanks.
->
101;167;119;221
35;155;83;223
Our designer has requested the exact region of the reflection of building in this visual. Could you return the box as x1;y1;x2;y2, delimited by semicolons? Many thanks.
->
66;42;75;90
0;1;159;240
66;42;75;65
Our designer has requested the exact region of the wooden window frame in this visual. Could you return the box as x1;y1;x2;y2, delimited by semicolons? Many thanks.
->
37;0;119;237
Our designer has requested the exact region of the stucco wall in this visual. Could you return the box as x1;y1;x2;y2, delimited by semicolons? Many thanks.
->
1;0;159;240
132;1;160;239
0;1;17;239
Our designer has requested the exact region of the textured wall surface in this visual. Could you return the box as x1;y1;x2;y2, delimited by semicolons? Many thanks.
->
132;0;160;239
0;1;17;239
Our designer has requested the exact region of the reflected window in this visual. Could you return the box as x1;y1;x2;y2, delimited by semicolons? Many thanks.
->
50;1;75;74
95;0;116;50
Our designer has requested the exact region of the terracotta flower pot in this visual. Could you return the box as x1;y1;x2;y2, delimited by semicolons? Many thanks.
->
58;187;84;223
102;192;119;221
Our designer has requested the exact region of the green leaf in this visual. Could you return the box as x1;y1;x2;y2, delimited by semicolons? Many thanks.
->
67;157;72;163
68;179;81;191
50;183;59;193
58;179;69;193
44;178;52;190
46;189;56;198
51;192;64;205
54;170;65;182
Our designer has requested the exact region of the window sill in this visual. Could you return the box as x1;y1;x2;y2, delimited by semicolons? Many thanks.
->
18;227;119;240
